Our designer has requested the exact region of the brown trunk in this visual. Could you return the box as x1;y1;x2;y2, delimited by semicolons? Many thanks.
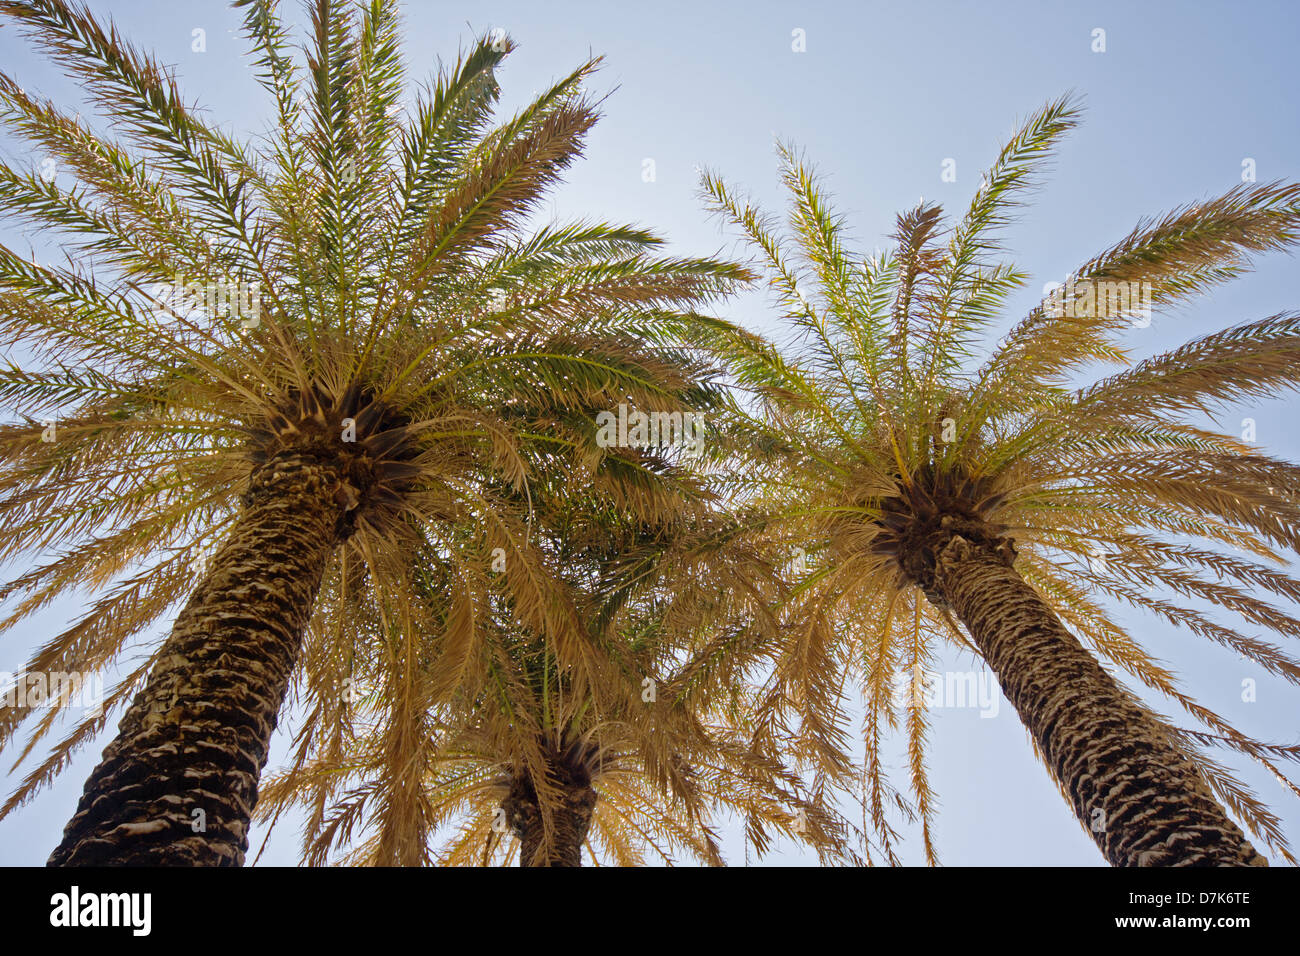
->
48;448;347;865
501;770;597;867
933;532;1267;867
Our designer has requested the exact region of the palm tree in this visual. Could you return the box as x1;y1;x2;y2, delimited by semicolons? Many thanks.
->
254;437;854;866
0;0;749;865
257;633;842;867
699;96;1300;866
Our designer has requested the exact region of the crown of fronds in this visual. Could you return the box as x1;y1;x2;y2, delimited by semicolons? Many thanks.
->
0;0;752;821
699;94;1300;864
255;493;857;866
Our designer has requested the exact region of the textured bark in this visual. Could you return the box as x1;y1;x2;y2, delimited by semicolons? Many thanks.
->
934;533;1267;867
501;772;597;867
48;449;348;866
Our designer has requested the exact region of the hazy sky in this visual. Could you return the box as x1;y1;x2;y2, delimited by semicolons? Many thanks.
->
1;0;1298;866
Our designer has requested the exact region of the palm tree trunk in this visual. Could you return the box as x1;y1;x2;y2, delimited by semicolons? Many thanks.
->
933;532;1267;866
502;774;597;867
48;449;348;866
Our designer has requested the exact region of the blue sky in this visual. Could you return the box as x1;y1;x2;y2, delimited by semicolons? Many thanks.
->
1;0;1298;865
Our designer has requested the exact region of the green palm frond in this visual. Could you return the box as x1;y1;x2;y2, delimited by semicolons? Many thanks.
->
0;0;754;832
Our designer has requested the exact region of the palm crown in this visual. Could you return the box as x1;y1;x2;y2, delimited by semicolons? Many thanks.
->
0;0;750;863
253;432;850;866
700;95;1300;864
257;588;844;866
